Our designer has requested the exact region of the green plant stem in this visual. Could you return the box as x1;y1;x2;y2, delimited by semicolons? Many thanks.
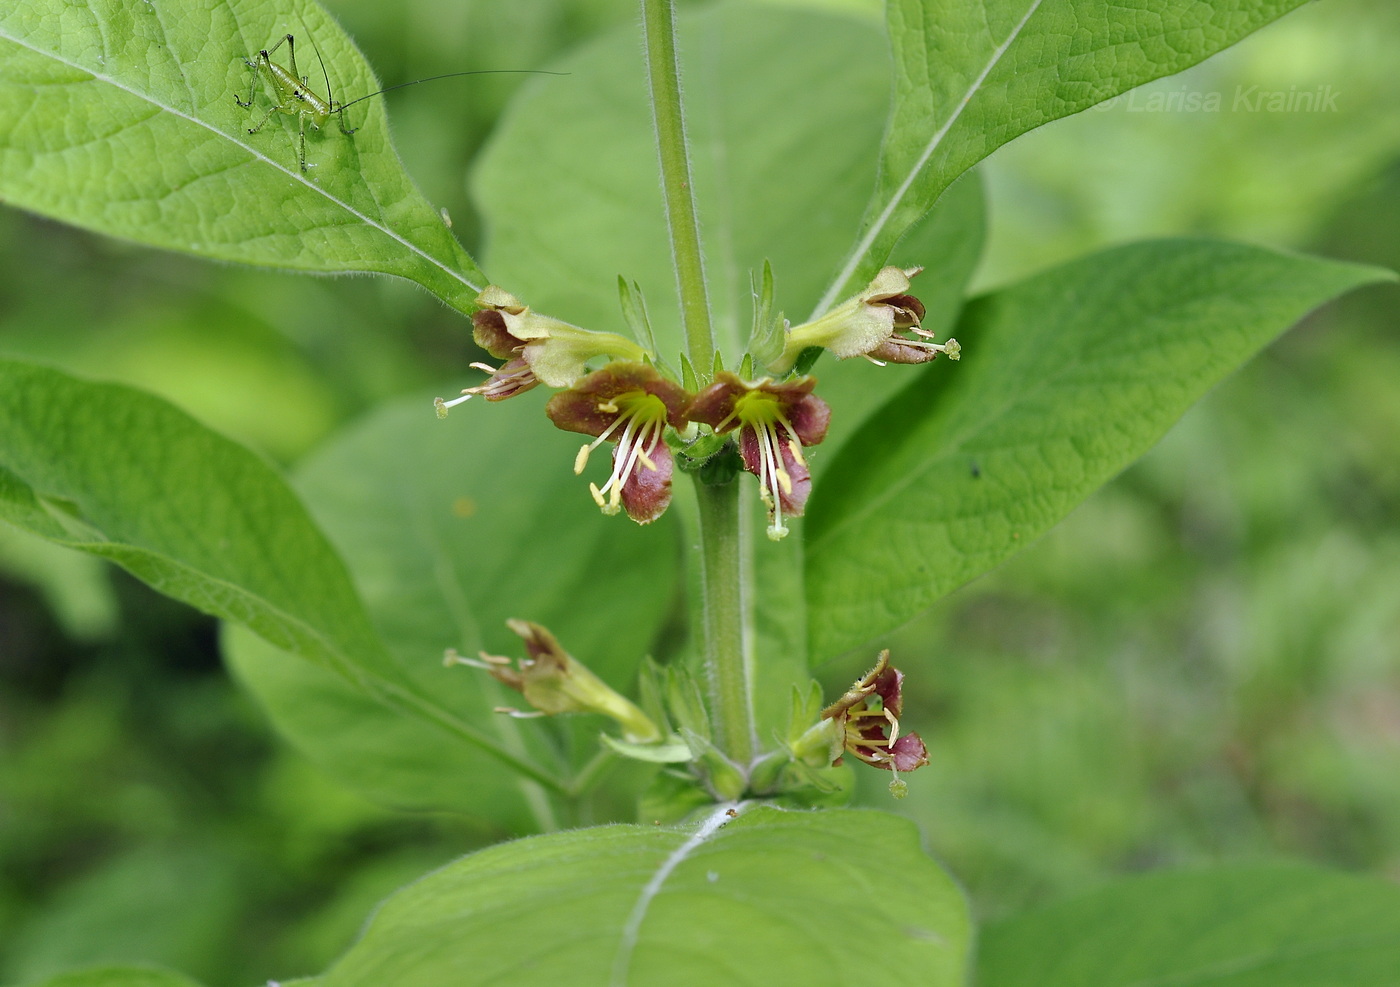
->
640;0;714;371
694;479;755;766
640;0;755;769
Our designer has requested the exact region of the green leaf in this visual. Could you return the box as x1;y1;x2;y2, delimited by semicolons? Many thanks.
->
316;806;969;986
0;359;387;681
0;359;560;791
979;863;1400;986
225;390;680;819
0;0;484;313
805;240;1394;659
14;969;207;987
816;0;1319;309
474;2;896;365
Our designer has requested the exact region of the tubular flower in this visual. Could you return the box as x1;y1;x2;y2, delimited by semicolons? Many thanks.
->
820;650;929;795
435;286;648;416
771;266;960;373
546;362;691;524
446;619;661;744
688;373;830;540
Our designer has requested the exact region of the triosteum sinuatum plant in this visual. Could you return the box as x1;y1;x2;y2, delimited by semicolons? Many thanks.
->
0;0;1397;983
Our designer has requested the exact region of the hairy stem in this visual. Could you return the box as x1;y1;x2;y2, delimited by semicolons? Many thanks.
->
640;0;755;769
694;480;755;766
640;0;714;371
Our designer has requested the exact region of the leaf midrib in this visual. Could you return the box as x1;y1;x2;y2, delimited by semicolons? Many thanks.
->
811;0;1045;317
610;802;748;985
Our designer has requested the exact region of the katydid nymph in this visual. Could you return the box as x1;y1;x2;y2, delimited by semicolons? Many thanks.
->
235;31;560;174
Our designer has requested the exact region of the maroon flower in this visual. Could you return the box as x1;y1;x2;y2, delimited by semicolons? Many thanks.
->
446;619;661;743
546;362;691;524
688;373;830;540
771;266;960;372
821;650;929;780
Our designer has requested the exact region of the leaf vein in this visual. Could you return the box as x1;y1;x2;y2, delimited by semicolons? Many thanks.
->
610;802;746;985
812;0;1045;317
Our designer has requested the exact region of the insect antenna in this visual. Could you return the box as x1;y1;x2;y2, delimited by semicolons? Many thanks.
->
335;69;569;113
298;15;355;136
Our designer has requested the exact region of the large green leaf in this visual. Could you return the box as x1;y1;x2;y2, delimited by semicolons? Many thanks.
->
0;359;558;790
979;863;1400;985
0;359;386;681
815;0;1320;310
316;805;969;986
225;391;680;821
0;0;484;312
805;240;1393;659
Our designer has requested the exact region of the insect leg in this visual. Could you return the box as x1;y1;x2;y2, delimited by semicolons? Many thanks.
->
234;56;260;109
264;33;291;62
297;115;312;173
242;51;283;133
279;35;302;89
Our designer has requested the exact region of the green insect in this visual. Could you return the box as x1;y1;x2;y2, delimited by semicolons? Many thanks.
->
235;31;563;174
235;32;354;173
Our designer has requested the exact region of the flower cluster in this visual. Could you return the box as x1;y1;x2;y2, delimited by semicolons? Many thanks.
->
435;268;958;535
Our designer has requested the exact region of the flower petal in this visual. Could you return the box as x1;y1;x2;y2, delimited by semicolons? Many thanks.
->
546;363;690;437
889;732;929;773
619;435;673;524
472;308;527;360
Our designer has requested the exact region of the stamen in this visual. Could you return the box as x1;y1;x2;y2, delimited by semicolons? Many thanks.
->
587;481;619;514
576;400;668;518
493;706;547;719
443;648;511;670
434;393;474;418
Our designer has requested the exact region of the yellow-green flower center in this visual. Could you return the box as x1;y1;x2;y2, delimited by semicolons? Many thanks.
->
573;390;670;515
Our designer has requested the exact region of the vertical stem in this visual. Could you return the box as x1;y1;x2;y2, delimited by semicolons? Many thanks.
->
640;0;754;768
694;480;755;765
640;0;715;371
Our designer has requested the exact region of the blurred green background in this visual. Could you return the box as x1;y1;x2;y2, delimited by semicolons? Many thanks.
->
1;0;1397;983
